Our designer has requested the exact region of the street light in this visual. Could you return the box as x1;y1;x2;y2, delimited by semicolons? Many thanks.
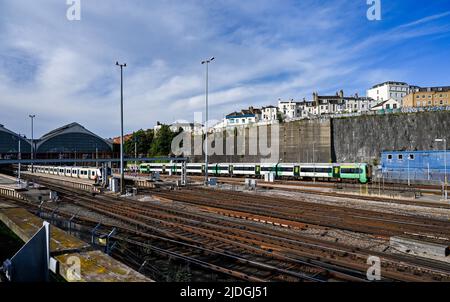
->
29;115;36;173
116;61;127;194
435;138;447;201
201;57;214;186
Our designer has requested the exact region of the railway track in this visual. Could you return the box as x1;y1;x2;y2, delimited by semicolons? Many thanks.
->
149;188;450;239
11;175;450;282
163;175;450;210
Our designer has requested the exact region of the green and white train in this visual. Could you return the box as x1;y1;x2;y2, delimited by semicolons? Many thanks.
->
139;162;371;184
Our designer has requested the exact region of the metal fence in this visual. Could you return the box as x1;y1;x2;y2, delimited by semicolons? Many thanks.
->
381;169;447;185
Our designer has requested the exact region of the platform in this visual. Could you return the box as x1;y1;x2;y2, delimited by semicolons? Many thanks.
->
390;235;450;263
0;203;152;282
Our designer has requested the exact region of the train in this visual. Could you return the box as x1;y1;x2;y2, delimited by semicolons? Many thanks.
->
28;165;104;181
139;162;371;184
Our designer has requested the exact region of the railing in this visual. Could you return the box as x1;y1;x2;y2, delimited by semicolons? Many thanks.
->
0;187;27;200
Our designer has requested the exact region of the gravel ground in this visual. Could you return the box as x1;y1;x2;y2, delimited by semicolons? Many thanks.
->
213;183;450;220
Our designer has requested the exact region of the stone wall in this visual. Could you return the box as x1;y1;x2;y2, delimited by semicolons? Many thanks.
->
188;119;332;163
186;111;450;164
331;111;450;164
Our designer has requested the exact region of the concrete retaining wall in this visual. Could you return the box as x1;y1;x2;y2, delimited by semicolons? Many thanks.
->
331;111;450;164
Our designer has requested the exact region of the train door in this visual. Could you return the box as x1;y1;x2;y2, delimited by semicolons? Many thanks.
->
294;166;300;177
255;165;261;176
229;165;234;177
333;166;341;179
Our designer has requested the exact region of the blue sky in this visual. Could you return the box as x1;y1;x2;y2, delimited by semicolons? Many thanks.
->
0;0;449;138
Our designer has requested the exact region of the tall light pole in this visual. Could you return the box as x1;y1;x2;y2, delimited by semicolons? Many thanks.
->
201;57;214;186
134;132;137;170
18;135;21;185
436;138;447;201
29;115;36;173
116;61;127;194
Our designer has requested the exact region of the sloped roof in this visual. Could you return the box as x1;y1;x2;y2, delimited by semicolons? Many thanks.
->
38;122;112;149
0;124;31;153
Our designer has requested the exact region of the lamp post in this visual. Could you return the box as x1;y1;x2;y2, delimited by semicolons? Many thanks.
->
201;57;214;186
18;137;21;184
134;132;137;171
116;61;127;194
29;115;35;173
435;138;447;201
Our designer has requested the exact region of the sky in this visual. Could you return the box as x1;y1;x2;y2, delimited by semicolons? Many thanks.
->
0;0;449;138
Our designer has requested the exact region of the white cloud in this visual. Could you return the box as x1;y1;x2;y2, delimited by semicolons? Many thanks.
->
0;0;448;138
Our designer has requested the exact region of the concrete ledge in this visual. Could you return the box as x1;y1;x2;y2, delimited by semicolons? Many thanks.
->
56;251;151;282
390;236;450;263
0;188;26;200
0;207;152;282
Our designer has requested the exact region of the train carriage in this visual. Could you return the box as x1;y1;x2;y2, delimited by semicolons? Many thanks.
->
275;163;299;178
217;163;231;176
336;163;369;184
186;164;204;174
232;164;259;176
299;164;333;179
137;161;370;184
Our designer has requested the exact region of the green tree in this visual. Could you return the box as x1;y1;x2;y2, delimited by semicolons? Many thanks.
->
149;125;181;157
124;129;154;157
277;112;285;123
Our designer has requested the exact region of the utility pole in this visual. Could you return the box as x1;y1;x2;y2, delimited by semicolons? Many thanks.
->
29;115;35;173
201;57;214;186
134;133;137;169
435;139;447;201
313;142;316;182
17;136;21;185
116;61;127;194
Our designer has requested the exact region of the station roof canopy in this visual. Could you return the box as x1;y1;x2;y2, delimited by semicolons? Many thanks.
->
0;124;31;153
36;122;112;153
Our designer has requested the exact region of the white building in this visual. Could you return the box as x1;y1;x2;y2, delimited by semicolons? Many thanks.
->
225;107;262;127
313;91;376;115
261;106;278;121
370;98;400;111
169;121;203;133
278;99;303;119
367;81;418;106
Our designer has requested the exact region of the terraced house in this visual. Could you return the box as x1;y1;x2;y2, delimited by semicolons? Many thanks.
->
403;86;450;108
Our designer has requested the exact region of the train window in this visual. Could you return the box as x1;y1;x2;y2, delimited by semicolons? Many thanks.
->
234;167;255;171
261;167;274;172
398;154;403;160
278;167;294;172
341;168;362;174
409;154;414;160
387;154;393;160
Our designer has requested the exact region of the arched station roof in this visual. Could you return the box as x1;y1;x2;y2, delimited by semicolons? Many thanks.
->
0;124;32;153
36;123;112;153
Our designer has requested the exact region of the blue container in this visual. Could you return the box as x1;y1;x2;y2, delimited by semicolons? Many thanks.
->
381;150;449;183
